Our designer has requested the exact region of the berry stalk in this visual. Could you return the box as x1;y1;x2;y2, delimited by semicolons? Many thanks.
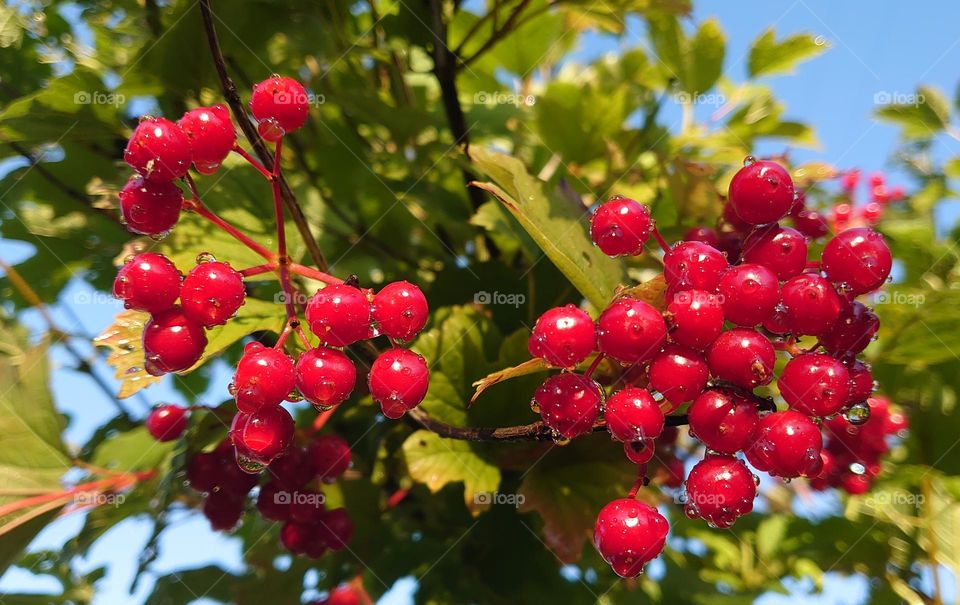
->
184;174;274;260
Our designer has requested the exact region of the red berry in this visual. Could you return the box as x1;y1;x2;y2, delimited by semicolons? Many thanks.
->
741;224;808;279
706;329;775;389
305;284;372;347
266;447;315;490
143;306;207;375
124;117;191;182
233;342;296;413
528;304;596;368
280;520;313;555
717;263;780;327
819;301;879;359
235;406;295;463
683;456;756;528
780;274;841;336
821;228;892;295
307;434;351;481
256;482;291;521
663;241;729;294
745;410;823;478
180;261;245;327
604;388;663;442
119;176;182;236
647;345;708;404
177;104;236;173
313;586;361;605
841;472;872;495
665;290;724;350
623;438;657;464
845;360;874;404
779;353;850;417
659;456;685;488
683;226;721;248
371;281;428;342
594;498;669;577
295;347;356;409
590;196;652;257
318;508;354;550
203;489;245;531
145;404;188;441
596;298;667;364
533;373;603;439
687;388;758;454
368;348;430;418
187;451;220;493
727;160;795;225
113;252;181;313
792;208;829;238
289;489;327;524
249;76;310;139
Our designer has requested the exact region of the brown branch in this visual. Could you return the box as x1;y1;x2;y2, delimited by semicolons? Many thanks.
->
458;0;532;69
198;0;329;271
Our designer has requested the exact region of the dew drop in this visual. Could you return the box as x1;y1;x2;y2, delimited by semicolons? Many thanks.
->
844;401;871;425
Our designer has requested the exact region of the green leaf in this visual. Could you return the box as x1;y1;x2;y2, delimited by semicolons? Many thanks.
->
402;430;501;514
91;427;174;472
469;147;628;308
875;86;951;138
145;566;239;605
687;18;725;94
748;29;828;78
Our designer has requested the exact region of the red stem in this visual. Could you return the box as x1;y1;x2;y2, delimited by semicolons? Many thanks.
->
650;225;672;254
271;139;299;324
290;262;344;285
239;262;277;277
0;471;154;519
584;353;605;378
232;144;272;179
627;464;648;498
184;174;274;260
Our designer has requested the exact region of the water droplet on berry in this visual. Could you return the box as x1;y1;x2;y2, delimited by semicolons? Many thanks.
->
149;230;170;241
227;382;238;396
287;390;304;402
849;462;866;475
236;451;266;474
257;117;285;142
743;155;756;167
196;252;217;264
529;399;541;414
195;160;222;174
844;401;871;425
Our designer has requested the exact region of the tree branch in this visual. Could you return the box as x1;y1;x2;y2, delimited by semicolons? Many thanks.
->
458;0;532;69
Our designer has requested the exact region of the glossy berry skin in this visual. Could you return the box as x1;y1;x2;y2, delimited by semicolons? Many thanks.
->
203;489;245;531
145;404;188;441
528;304;596;368
307;434;351;481
604;388;663;442
746;411;823;478
684;456;757;528
371;281;428;342
707;329;775;389
318;508;354;551
822;228;892;295
594;498;669;577
118;176;182;236
305;284;372;347
180;261;245;327
819;301;879;359
727;160;795;225
687;388;758;454
623;439;657;464
665;289;724;350
177;104;236;174
663;241;729;294
368;348;430;418
288;489;326;524
143;307;207;375
124;117;191;182
590;196;652;257
249;76;309;139
717;263;780;327
267;448;314;490
792;208;829;238
280;520;313;555
779;354;850;417
648;345;708;404
313;586;361;605
295;347;356;409
533;373;603;439
683;226;721;248
113;253;181;313
256;482;291;521
845;360;874;404
235;406;295;463
596;298;667;364
780;274;841;336
741;224;808;279
233;342;296;413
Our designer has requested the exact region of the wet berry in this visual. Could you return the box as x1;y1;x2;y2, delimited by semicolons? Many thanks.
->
663;241;728;294
295;347;356;409
819;301;879;359
143;306;207;375
590;196;652;257
371;281;428;342
235;405;295;463
594;498;669;577
779;353;850;417
368;348;430;418
647;345;708;404
533;373;603;439
528;304;596;368
683;456;756;528
249;76;310;139
305;284;372;347
745;411;823;478
717;263;780;326
687;388;758;454
741;224;808;279
727;160;795;225
604;387;663;442
119;176;183;236
596;298;667;365
145;404;189;441
822;228;892;295
232;342;296;413
124;117;191;182
706;329;775;389
665;289;724;350
113;252;181;313
780;274;841;336
178;104;236;173
180;260;245;327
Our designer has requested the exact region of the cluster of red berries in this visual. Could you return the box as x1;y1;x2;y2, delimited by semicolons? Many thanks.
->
832;169;905;230
525;157;900;576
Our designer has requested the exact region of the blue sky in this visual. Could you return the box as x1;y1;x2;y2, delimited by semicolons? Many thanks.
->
2;1;960;603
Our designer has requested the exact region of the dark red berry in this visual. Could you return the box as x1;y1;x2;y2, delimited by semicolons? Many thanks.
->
623;438;657;464
187;451;220;493
295;347;356;409
533;373;603;439
780;274;841;336
180;260;245;327
779;353;850;417
113;252;181;313
368;348;429;418
822;228;892;295
143;306;207;375
371;281;428;342
124;117;191;182
604;387;663;442
841;473;872;495
267;447;315;490
663;241;728;294
528;304;596;368
590;196;652;257
819;301;879;359
177;104;236;174
280;520;313;555
683;226;721;248
717;263;780;327
741;224;808;279
307;434;351;481
647;345;708;404
145;404;188;441
594;498;668;577
235;406;295;463
305;284;372;347
249;76;310;139
119;176;182;236
233;342;296;413
318;508;353;551
203;489;245;531
683;456;756;528
313;586;361;605
687;388;758;454
596;298;667;364
665;289;724;350
706;329;775;389
792;208;829;238
289;489;327;524
256;482;291;521
727;160;795;225
745;410;823;478
845;360;874;404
